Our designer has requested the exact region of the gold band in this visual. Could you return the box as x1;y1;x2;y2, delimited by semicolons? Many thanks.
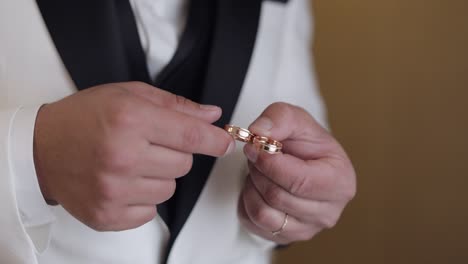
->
271;213;289;236
224;124;284;155
224;125;254;143
253;136;283;154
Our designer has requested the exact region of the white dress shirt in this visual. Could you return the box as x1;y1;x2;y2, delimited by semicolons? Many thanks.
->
130;0;188;80
12;0;187;262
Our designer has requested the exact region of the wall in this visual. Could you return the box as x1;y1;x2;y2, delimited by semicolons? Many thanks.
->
275;1;468;263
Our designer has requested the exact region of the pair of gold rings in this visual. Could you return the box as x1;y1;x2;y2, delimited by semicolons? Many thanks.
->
224;125;283;154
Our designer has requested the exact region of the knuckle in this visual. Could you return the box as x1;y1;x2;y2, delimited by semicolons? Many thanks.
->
182;126;203;152
250;205;271;227
178;154;193;177
167;94;189;109
256;156;286;183
165;181;177;199
175;95;188;106
96;178;120;203
319;213;340;229
156;180;176;203
343;170;357;202
98;144;137;173
270;101;291;110
343;180;357;202
219;134;233;155
129;208;158;229
256;157;274;177
270;102;294;116
107;97;138;129
211;132;232;157
141;208;158;223
88;208;117;232
288;175;309;197
330;160;357;202
129;81;150;89
263;184;283;209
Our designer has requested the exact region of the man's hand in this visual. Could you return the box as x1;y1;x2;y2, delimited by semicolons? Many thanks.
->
239;102;356;244
34;82;234;231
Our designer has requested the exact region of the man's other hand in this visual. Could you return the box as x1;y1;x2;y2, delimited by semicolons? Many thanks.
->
33;82;234;231
239;102;356;244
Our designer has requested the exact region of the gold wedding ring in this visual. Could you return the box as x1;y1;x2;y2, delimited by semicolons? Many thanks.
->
271;213;289;236
224;125;254;143
224;124;283;154
253;136;283;154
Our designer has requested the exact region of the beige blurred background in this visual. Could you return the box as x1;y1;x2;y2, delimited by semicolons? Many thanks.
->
275;0;468;263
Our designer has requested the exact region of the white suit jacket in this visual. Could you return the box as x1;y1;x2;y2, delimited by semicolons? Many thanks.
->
0;0;327;263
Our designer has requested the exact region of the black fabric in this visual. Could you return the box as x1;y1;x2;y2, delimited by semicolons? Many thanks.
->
36;0;263;260
115;0;152;84
153;0;218;233
36;1;150;89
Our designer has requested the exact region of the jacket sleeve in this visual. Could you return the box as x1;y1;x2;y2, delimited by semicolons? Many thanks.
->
0;105;55;264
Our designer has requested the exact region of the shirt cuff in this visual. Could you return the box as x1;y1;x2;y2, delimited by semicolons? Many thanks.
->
10;105;55;228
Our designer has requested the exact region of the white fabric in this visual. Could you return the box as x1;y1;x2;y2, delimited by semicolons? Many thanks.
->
9;1;186;263
129;0;188;80
0;0;326;263
11;106;55;254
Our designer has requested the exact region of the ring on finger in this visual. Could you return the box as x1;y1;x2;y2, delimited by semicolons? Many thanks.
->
271;212;289;236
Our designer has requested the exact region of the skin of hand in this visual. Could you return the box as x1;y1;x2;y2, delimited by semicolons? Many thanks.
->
33;82;235;232
238;102;356;244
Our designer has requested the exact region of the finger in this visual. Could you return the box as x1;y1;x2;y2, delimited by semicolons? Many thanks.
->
248;162;322;222
238;200;288;245
125;178;176;205
116;82;222;123
106;205;157;231
248;102;341;159
248;102;327;141
146;106;235;157
244;143;345;201
241;176;286;233
238;184;318;244
136;144;193;179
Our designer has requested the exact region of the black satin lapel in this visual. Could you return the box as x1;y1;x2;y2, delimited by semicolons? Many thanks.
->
36;0;150;90
166;0;263;258
200;0;263;125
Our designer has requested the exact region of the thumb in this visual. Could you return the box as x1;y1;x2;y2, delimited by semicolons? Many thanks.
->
248;102;327;142
118;82;222;123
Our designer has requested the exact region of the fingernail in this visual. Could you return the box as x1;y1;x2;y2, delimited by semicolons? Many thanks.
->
244;144;258;163
200;104;221;111
251;117;273;135
224;140;236;156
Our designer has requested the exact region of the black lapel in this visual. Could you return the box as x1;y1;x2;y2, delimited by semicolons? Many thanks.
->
165;0;263;257
36;0;150;90
200;0;263;123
